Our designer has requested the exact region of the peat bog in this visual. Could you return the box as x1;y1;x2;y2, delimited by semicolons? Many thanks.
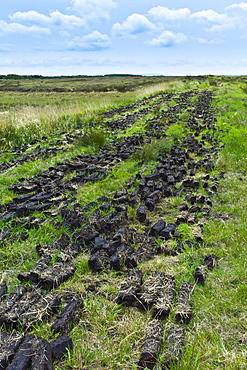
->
0;75;246;369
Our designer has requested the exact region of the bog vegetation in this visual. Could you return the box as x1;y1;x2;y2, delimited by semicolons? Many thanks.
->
0;75;246;369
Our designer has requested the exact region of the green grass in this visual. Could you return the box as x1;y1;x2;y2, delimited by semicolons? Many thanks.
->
0;222;69;287
0;75;246;369
132;137;175;162
76;159;156;206
0;75;189;150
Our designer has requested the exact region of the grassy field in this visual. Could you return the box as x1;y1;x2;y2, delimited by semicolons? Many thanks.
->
0;75;246;369
0;75;186;150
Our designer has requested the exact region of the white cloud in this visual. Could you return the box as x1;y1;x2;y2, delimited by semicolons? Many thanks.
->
191;9;237;33
146;6;238;36
148;6;190;20
195;37;223;44
70;0;116;20
0;20;51;35
0;43;14;51
10;10;86;28
148;30;187;47
10;11;49;24
226;2;247;11
112;14;155;36
225;2;247;29
191;9;228;23
67;31;111;51
207;22;236;33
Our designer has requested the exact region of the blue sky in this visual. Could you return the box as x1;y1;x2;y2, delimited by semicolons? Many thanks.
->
0;0;247;76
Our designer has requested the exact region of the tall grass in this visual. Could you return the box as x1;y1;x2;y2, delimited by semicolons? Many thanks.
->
0;105;81;148
136;79;185;98
0;78;191;151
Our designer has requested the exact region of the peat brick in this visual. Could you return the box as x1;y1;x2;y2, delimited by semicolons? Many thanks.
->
176;211;189;224
49;335;73;362
146;180;155;191
94;211;117;232
145;197;156;212
18;255;51;283
32;337;53;370
19;293;60;328
204;254;218;270
37;263;76;289
110;244;134;271
6;334;36;370
0;286;26;323
112;227;136;244
149;220;166;237
151;275;176;319
92;240;120;256
106;211;128;232
138;271;165;310
36;233;70;257
163;185;175;197
72;225;99;245
145;173;160;182
126;249;153;268
194;265;207;285
162;325;185;366
93;236;107;250
194;254;218;285
136;205;148;223
0;331;24;369
0;288;42;330
160;223;176;240
116;269;143;306
88;250;109;272
51;298;83;335
175;282;193;324
138;319;162;369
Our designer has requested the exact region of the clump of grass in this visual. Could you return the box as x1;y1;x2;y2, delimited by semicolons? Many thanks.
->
178;110;191;121
132;136;175;161
132;122;185;161
177;223;196;242
77;130;106;151
165;123;186;141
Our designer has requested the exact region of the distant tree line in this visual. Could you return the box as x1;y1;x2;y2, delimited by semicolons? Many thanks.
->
0;74;44;80
0;74;143;80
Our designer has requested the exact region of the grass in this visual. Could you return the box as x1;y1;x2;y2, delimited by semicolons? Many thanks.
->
132;136;176;162
0;76;190;150
177;77;247;370
0;219;69;278
77;129;107;151
0;75;246;369
76;159;156;206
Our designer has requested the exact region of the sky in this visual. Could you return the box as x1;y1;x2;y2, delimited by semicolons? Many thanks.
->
0;0;247;76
